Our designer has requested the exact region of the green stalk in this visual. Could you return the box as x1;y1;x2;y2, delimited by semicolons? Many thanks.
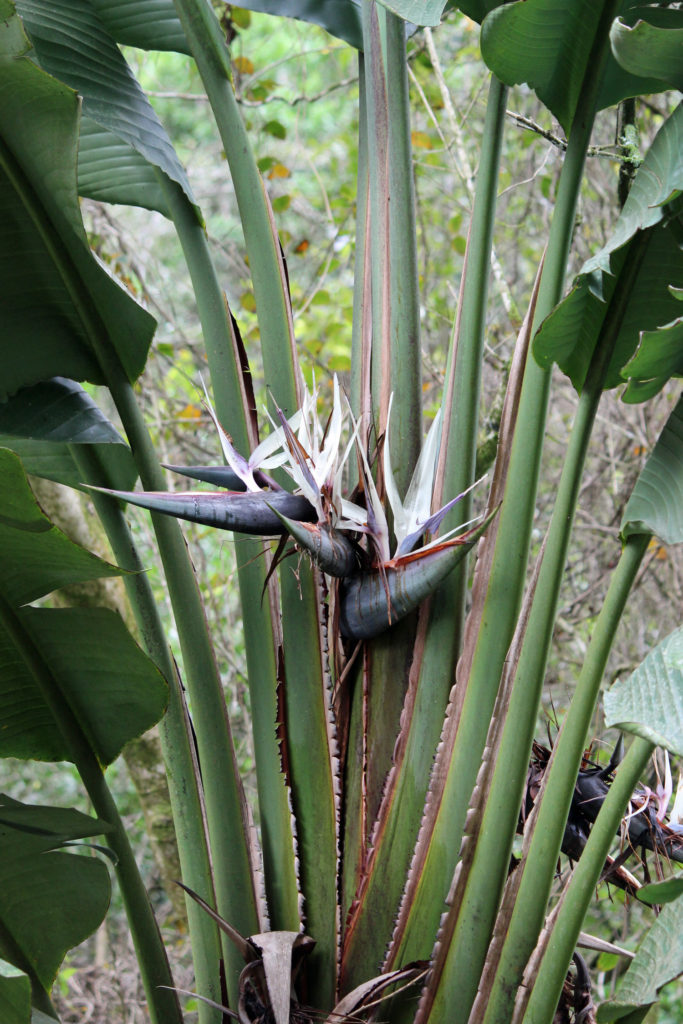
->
362;0;392;440
163;22;340;995
0;592;183;1024
431;322;633;1024
156;174;300;936
478;236;653;1024
340;4;424;990
385;7;422;492
340;74;507;993
100;372;260;1002
521;736;653;1024
433;74;508;654
5;127;259;1000
350;52;370;435
171;0;298;414
392;2;618;985
73;443;223;1024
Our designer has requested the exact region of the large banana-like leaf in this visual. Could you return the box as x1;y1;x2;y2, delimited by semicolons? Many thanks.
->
597;894;683;1021
90;0;190;54
621;314;683;402
0;1;156;399
481;0;670;135
604;626;683;755
0;960;32;1024
0;449;167;764
374;0;446;27
585;102;683;270
235;0;363;49
532;225;683;393
533;103;683;392
0;378;137;490
611;11;683;92
621;394;683;544
0;798;111;994
16;0;194;216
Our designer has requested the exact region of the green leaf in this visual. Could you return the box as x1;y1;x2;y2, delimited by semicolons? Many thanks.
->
0;378;138;490
481;0;670;135
0;378;125;445
0;3;156;399
611;13;683;92
597;894;683;1020
533;105;683;390
621;316;683;402
90;0;190;54
585;103;683;271
16;0;194;213
77;118;170;216
621;395;683;543
0;960;31;1024
375;0;447;27
638;877;683;906
603;627;683;755
0;449;167;764
0;449;122;607
235;0;363;49
448;1;505;23
533;224;683;392
0;797;110;991
0;605;169;763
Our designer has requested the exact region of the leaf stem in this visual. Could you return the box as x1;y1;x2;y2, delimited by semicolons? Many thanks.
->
72;443;224;1024
521;735;653;1024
